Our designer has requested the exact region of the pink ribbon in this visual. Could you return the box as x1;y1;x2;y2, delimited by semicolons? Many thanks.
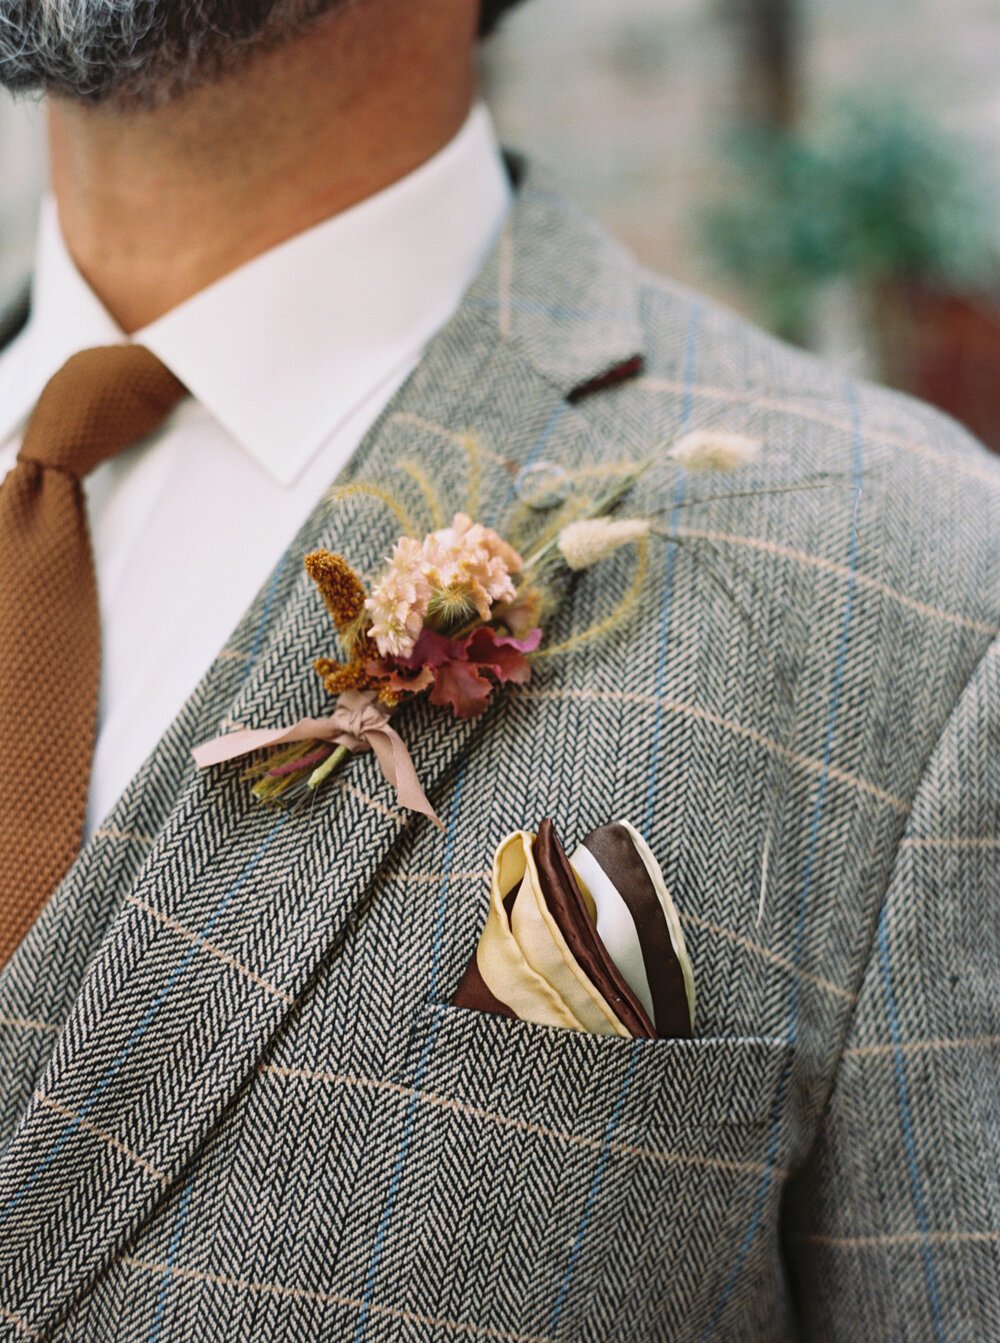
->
192;689;443;828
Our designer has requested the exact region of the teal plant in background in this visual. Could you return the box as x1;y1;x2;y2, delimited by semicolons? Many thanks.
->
705;98;1000;345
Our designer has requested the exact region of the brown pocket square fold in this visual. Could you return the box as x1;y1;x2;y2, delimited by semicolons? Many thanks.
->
453;817;694;1039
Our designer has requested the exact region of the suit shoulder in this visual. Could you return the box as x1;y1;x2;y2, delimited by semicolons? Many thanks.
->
623;265;1000;606
633;264;999;471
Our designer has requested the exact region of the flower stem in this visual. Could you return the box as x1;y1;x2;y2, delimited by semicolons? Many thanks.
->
250;739;327;804
521;461;651;573
307;743;350;791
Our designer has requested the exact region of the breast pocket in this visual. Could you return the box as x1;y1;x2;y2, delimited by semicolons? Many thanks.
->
385;1002;793;1343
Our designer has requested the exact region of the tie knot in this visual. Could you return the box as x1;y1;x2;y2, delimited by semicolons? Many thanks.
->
17;345;187;479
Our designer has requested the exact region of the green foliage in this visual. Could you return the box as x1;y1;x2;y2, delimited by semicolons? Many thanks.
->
705;99;1000;336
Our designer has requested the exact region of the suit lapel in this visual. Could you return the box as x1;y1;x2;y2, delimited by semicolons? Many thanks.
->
0;160;647;1332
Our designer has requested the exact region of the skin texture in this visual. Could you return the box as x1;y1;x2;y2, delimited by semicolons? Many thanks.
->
46;0;481;332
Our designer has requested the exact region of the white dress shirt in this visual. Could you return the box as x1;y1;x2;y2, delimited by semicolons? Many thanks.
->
0;103;511;836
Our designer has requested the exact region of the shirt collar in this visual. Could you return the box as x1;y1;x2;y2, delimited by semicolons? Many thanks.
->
0;103;511;487
0;204;122;443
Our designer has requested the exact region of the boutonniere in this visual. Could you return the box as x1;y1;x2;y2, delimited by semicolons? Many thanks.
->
193;471;650;825
192;427;786;826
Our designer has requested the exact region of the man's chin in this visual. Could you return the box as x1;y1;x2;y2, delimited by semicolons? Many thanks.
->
0;0;342;109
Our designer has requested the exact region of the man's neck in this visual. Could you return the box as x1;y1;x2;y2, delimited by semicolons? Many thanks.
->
47;0;478;334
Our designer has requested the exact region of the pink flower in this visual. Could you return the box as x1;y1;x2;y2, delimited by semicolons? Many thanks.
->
443;513;523;574
365;536;430;658
365;514;526;658
421;513;523;623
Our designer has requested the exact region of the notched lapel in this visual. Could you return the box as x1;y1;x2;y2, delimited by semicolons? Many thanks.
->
0;161;649;1333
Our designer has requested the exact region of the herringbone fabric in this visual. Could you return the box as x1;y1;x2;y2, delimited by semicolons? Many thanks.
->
0;158;995;1341
0;347;186;965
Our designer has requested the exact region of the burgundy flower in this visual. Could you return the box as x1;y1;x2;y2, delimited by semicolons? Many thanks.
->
367;626;541;719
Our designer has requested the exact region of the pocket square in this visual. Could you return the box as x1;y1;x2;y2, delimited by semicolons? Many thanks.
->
453;818;695;1038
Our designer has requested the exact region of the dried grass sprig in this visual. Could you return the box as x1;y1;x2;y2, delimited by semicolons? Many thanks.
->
521;463;650;579
668;430;761;471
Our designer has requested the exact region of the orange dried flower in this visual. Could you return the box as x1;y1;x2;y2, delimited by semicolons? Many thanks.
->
314;655;375;697
305;550;368;634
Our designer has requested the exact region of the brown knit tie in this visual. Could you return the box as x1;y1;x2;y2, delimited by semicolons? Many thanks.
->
0;346;187;964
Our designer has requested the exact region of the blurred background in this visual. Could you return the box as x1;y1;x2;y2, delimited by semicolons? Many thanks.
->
3;0;1000;448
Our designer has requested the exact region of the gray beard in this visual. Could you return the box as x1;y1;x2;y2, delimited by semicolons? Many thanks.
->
0;0;345;106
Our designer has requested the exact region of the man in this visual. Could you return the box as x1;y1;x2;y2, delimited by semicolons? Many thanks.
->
0;1;996;1339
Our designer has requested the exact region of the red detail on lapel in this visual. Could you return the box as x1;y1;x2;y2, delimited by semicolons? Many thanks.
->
566;354;645;405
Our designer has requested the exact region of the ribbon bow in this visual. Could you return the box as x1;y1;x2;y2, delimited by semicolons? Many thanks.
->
192;690;443;828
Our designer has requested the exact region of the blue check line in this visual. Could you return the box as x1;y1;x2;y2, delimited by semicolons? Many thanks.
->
701;384;864;1339
427;764;467;1005
352;762;466;1342
642;470;686;834
240;546;293;687
701;1094;784;1340
148;1164;197;1343
678;307;699;432
547;305;699;1331
549;1047;643;1334
641;299;701;834
878;913;945;1339
496;401;567;522
351;1011;442;1343
0;814;288;1226
132;537;292;1330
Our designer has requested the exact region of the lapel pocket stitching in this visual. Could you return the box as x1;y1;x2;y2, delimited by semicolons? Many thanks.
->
408;1002;792;1136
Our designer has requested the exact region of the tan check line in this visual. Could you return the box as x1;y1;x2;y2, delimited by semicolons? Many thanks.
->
844;1035;1000;1059
0;1014;60;1036
382;869;491;886
121;1255;555;1343
125;894;294;1005
336;778;404;824
638;377;999;483
900;836;1000;850
0;1303;39;1339
94;826;156;845
680;909;855;1003
519;687;909;812
673;526;996;636
94;821;155;843
34;1092;168;1185
260;1063;783;1182
801;1230;1000;1248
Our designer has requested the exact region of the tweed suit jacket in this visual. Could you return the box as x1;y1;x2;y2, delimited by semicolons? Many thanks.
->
0;156;997;1343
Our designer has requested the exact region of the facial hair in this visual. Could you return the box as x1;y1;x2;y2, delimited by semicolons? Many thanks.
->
0;0;345;106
